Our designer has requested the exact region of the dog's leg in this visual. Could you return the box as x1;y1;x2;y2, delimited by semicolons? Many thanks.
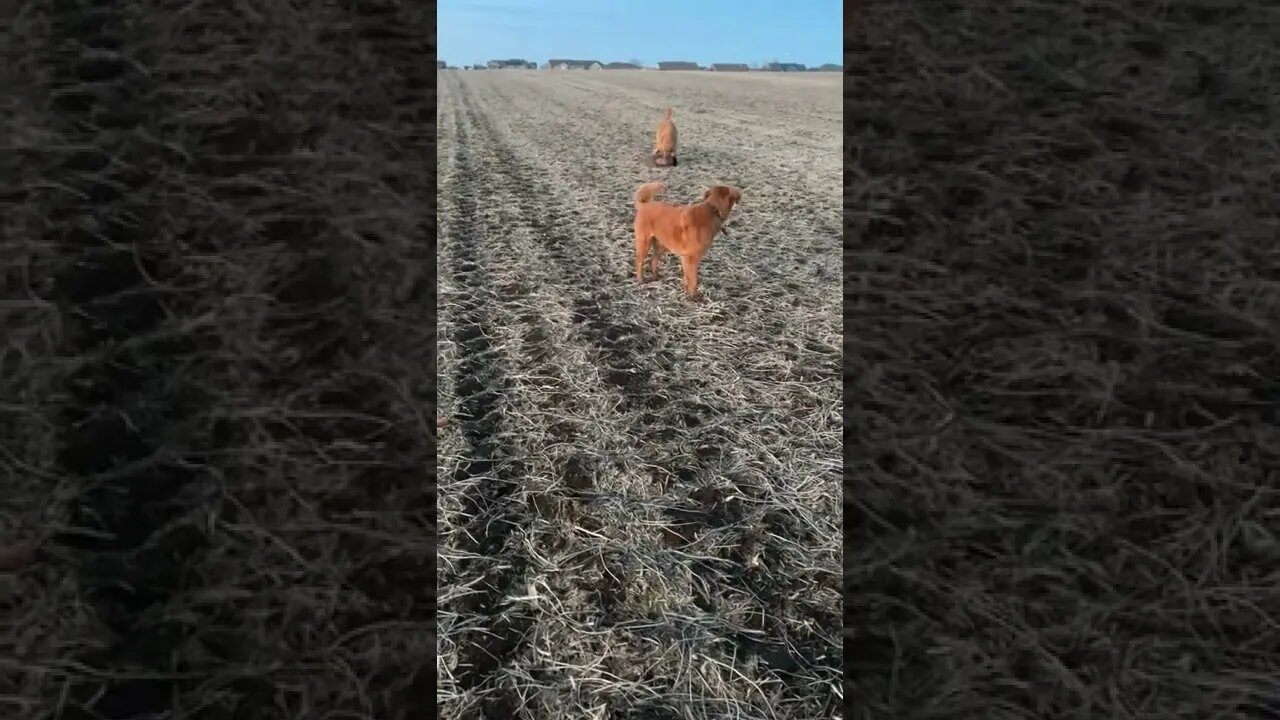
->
635;232;650;283
648;239;661;278
680;255;702;299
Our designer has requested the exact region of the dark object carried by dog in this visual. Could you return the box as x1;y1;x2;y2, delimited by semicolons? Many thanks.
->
645;150;678;167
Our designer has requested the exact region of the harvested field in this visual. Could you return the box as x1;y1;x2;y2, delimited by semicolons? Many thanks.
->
849;2;1280;719
3;3;433;719
436;71;843;717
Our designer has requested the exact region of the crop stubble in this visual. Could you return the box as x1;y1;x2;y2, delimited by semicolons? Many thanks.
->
438;71;843;718
4;2;434;719
848;3;1280;719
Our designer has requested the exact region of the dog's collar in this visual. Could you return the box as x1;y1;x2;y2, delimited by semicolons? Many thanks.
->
711;205;731;236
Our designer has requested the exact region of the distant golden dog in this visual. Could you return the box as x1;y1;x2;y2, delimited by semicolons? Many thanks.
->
633;181;742;299
652;108;677;167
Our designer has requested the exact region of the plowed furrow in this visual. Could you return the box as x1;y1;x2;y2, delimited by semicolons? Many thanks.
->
459;96;652;398
442;77;687;715
444;94;638;493
438;81;532;697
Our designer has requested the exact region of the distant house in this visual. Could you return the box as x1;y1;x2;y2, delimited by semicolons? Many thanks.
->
604;62;641;70
814;63;842;72
709;63;749;72
658;61;702;71
765;62;807;72
488;58;534;69
547;59;602;70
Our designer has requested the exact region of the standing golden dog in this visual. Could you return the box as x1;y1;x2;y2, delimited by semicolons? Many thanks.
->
633;181;742;299
652;108;678;167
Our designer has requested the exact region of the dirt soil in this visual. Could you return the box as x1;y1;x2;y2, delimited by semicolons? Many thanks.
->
848;2;1280;719
436;70;843;717
3;3;434;719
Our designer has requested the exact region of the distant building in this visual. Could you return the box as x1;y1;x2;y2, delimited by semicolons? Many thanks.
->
814;63;842;72
437;61;446;69
709;63;749;72
604;62;641;70
547;59;602;70
488;58;534;69
658;61;702;71
765;62;807;72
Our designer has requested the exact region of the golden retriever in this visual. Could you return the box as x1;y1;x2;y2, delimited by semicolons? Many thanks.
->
633;181;743;299
652;108;678;167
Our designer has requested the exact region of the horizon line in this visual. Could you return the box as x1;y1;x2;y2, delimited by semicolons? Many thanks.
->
440;58;840;65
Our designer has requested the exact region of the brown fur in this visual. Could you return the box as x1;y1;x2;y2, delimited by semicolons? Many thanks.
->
633;181;743;299
652;108;678;166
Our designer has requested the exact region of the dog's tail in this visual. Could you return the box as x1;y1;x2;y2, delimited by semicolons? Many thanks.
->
635;181;665;207
663;108;673;120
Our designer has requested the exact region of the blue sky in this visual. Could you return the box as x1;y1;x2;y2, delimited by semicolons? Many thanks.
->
438;0;843;68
